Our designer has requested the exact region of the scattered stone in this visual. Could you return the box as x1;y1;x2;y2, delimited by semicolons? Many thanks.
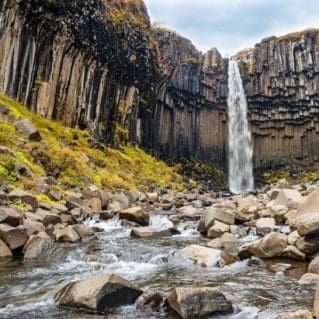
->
273;189;303;209
119;206;149;226
146;192;158;202
166;287;233;319
0;207;21;226
53;226;81;243
53;203;68;213
0;103;9;115
290;211;319;236
0;239;12;261
255;218;276;236
288;230;300;245
207;220;230;238
283;245;306;260
131;227;171;238
203;206;235;230
268;263;291;273
48;189;62;201
23;219;45;236
296;236;319;255
0;224;28;250
87;197;102;212
15;118;41;141
73;225;95;239
36;209;61;226
270;204;289;222
54;274;142;313
170;244;221;268
7;189;38;210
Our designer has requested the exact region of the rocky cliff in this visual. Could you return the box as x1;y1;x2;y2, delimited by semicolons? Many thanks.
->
1;0;319;170
0;0;157;144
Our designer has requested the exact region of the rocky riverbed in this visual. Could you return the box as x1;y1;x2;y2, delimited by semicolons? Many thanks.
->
0;179;319;318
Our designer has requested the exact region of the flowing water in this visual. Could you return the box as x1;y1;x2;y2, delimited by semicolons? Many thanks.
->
227;59;254;194
0;212;313;319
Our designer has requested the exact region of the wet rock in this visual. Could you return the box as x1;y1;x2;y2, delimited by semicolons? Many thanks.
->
240;232;287;259
131;227;171;238
308;255;319;274
283;245;306;260
136;292;163;312
177;206;200;215
207;220;230;238
24;237;67;262
15;119;41;141
0;224;28;250
54;274;142;313
170;244;221;268
207;232;239;253
268;263;291;273
73;225;96;239
0;239;12;261
273;189;303;210
53;226;81;243
255;217;276;236
278;309;313;319
119;207;149;226
0;207;21;226
166;287;233;319
219;251;239;266
299;273;319;285
296;236;319;255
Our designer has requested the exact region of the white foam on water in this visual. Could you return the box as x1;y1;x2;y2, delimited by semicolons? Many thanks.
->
174;221;200;238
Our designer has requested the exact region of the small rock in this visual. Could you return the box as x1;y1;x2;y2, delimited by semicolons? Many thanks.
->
136;292;163;312
23;219;45;236
36;209;61;226
119;206;149;226
0;239;12;261
53;226;81;243
255;218;276;236
48;189;62;201
0;207;21;226
87;197;102;212
207;220;230;238
268;263;291;273
131;227;171;238
283;245;306;260
7;189;38;210
0;224;28;250
203;206;235;230
15;118;41;141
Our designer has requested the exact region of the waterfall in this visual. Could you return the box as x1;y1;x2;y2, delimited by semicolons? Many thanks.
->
227;59;254;193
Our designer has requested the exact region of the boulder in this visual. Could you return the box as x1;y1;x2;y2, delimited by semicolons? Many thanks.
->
240;232;287;259
282;245;306;260
23;219;45;236
24;237;67;262
298;189;319;215
48;189;62;201
288;230;300;245
167;287;232;319
87;197;102;212
0;239;12;261
207;221;230;238
299;273;319;285
53;226;81;243
308;255;319;274
119;207;149;226
296;236;319;255
53;203;68;213
273;189;303;209
7;189;38;210
111;193;130;210
73;225;96;239
15;119;41;141
131;227;171;238
270;204;289;222
36;209;62;226
170;244;221;268
0;207;21;226
203;207;235;230
54;274;142;313
207;232;239;253
290;211;319;236
278;310;313;319
255;218;276;236
0;224;28;250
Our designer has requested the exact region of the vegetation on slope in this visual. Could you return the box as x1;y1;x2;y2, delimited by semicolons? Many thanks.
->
0;94;182;192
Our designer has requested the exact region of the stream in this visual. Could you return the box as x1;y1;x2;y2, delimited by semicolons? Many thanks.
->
0;213;314;319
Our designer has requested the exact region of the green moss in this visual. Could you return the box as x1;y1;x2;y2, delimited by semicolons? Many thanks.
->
0;94;183;191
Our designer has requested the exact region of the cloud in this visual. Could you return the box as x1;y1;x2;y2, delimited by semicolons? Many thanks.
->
144;0;319;55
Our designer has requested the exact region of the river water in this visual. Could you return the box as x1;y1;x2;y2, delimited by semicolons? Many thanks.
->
0;213;314;319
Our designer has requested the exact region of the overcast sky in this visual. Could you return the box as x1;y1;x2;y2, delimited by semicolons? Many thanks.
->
144;0;319;56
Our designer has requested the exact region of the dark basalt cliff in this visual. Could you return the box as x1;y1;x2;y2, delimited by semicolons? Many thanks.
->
1;0;319;169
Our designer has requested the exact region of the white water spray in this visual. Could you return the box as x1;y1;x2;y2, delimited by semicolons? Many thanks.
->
227;59;254;193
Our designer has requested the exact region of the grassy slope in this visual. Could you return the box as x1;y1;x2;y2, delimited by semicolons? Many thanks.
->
0;94;182;193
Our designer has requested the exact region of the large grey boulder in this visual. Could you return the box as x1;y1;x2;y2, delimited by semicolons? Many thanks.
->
166;287;233;319
0;207;21;226
54;274;142;313
24;237;67;262
15;119;41;141
0;224;28;250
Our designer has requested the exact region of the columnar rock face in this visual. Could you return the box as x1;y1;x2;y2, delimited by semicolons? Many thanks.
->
0;0;157;143
1;0;319;168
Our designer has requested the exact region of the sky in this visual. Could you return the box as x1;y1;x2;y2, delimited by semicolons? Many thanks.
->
144;0;319;56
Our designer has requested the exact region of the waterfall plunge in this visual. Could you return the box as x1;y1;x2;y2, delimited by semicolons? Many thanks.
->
227;59;254;193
